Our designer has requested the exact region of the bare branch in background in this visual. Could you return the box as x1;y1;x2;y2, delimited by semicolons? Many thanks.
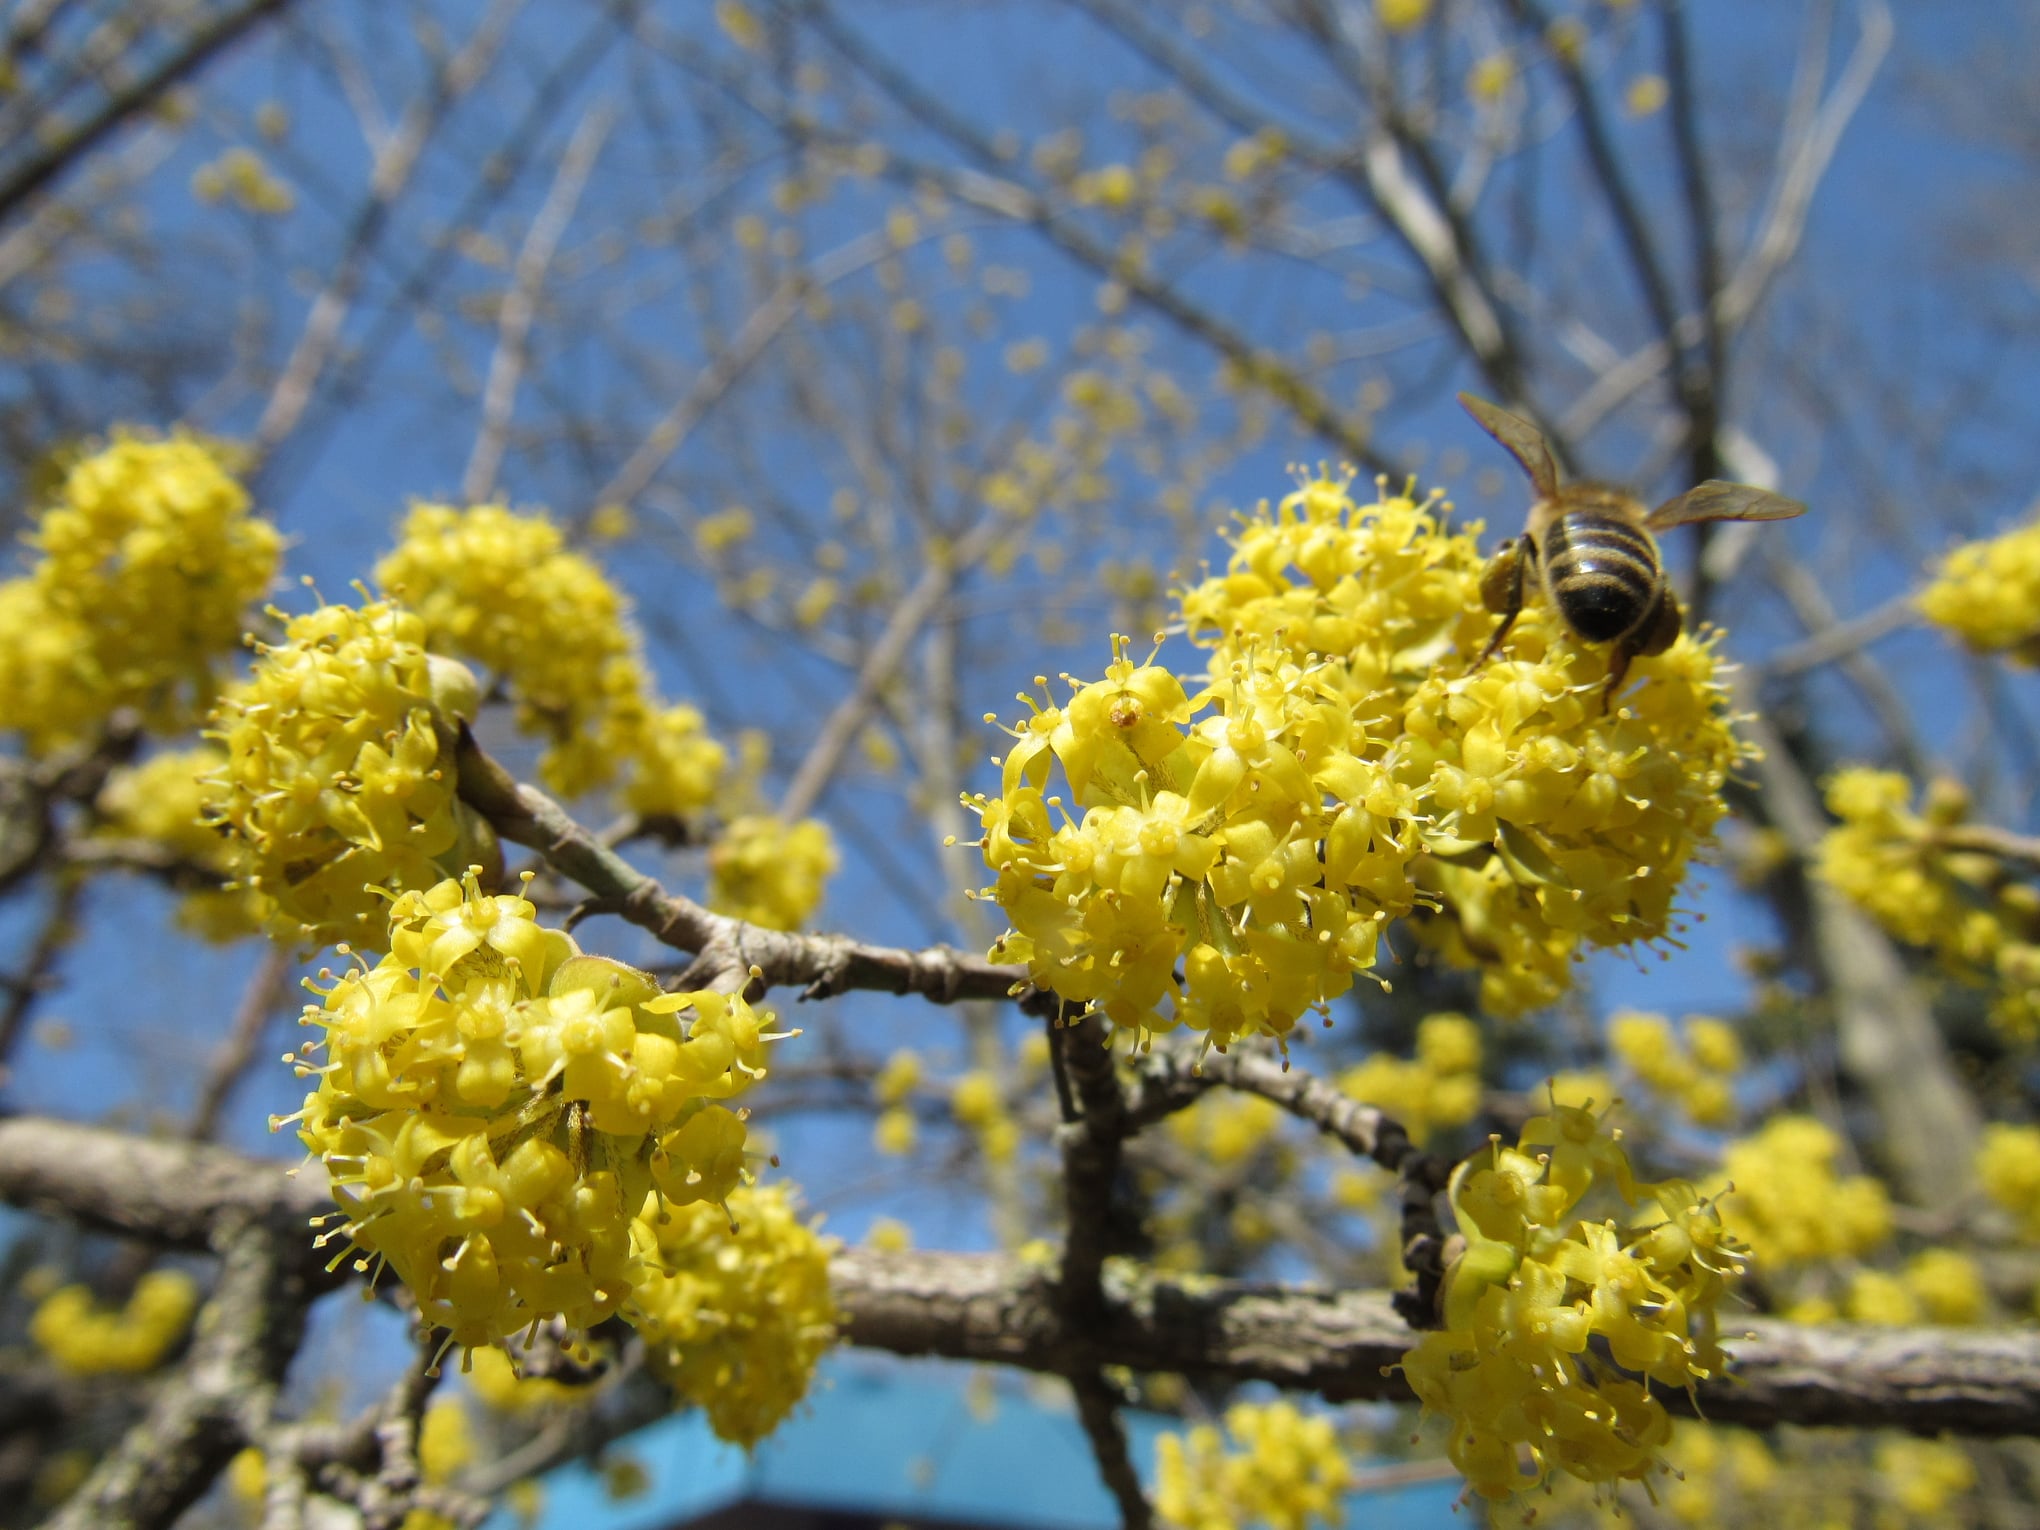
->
253;0;524;456
0;0;292;227
462;103;614;504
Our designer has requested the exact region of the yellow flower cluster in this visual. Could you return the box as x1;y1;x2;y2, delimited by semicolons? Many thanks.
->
279;873;785;1356
1167;1090;1284;1169
1337;1013;1483;1145
1977;1122;2040;1240
627;1183;839;1447
950;1067;1020;1164
1918;517;2040;663
970;472;1746;1046
464;1344;586;1413
871;1048;922;1156
1873;1437;1975;1521
1402;1099;1744;1500
203;598;486;950
1154;1400;1350;1530
192;147;295;214
1901;1248;1990;1325
709;815;838;931
374;504;732;818
1608;1011;1742;1127
95;746;265;941
1638;1423;1779;1530
29;1270;199;1375
621;703;729;821
0;434;279;752
1717;1115;1890;1269
1817;769;2040;1040
1834;1249;1989;1327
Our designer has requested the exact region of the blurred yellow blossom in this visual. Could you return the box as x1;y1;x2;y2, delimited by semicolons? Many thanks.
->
1719;1115;1891;1267
2;434;278;752
1919;518;2040;662
710;815;837;930
1155;1400;1349;1530
30;1270;198;1375
1978;1123;2040;1239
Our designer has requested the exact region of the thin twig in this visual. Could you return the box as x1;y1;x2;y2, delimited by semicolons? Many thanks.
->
0;871;83;1086
253;0;523;454
0;0;291;224
454;726;1033;1006
462;102;614;504
1760;586;1919;677
186;944;295;1143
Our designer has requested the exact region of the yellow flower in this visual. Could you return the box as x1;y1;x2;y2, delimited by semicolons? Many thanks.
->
1339;1015;1482;1145
1155;1401;1349;1530
1720;1115;1890;1267
418;1399;473;1481
1919;517;2040;662
1625;75;1669;117
1608;1010;1742;1126
1818;769;2037;1040
2;434;278;751
1905;1248;1987;1325
710;815;837;931
279;873;786;1354
1977;1123;2040;1240
1873;1437;1974;1519
627;1183;839;1447
1376;0;1431;33
972;472;1747;1044
30;1270;198;1375
1468;53;1514;102
874;1107;917;1156
192;147;295;213
465;1344;586;1413
96;747;265;940
1168;1090;1283;1168
375;503;647;798
874;1049;923;1104
620;703;729;821
204;598;483;950
1845;1269;1918;1326
866;1216;912;1253
1405;1101;1743;1501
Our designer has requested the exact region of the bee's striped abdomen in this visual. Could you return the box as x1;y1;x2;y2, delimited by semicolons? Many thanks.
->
1541;511;1659;643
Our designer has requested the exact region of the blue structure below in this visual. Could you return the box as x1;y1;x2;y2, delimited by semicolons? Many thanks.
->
514;1357;1461;1530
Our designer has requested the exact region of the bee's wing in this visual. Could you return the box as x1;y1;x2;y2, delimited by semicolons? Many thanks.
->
1457;392;1559;499
1647;481;1806;530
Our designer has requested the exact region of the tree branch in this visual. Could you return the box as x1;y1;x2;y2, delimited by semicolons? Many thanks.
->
462;101;614;504
1125;1044;1453;1325
0;0;291;226
43;1220;312;1530
454;728;1033;1007
5;1119;2040;1439
832;1246;2040;1437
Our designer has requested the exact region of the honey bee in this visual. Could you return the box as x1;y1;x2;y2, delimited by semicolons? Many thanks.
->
1459;392;1806;707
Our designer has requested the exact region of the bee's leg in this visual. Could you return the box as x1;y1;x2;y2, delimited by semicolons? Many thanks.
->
1600;584;1680;711
1600;643;1635;712
1475;537;1530;667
